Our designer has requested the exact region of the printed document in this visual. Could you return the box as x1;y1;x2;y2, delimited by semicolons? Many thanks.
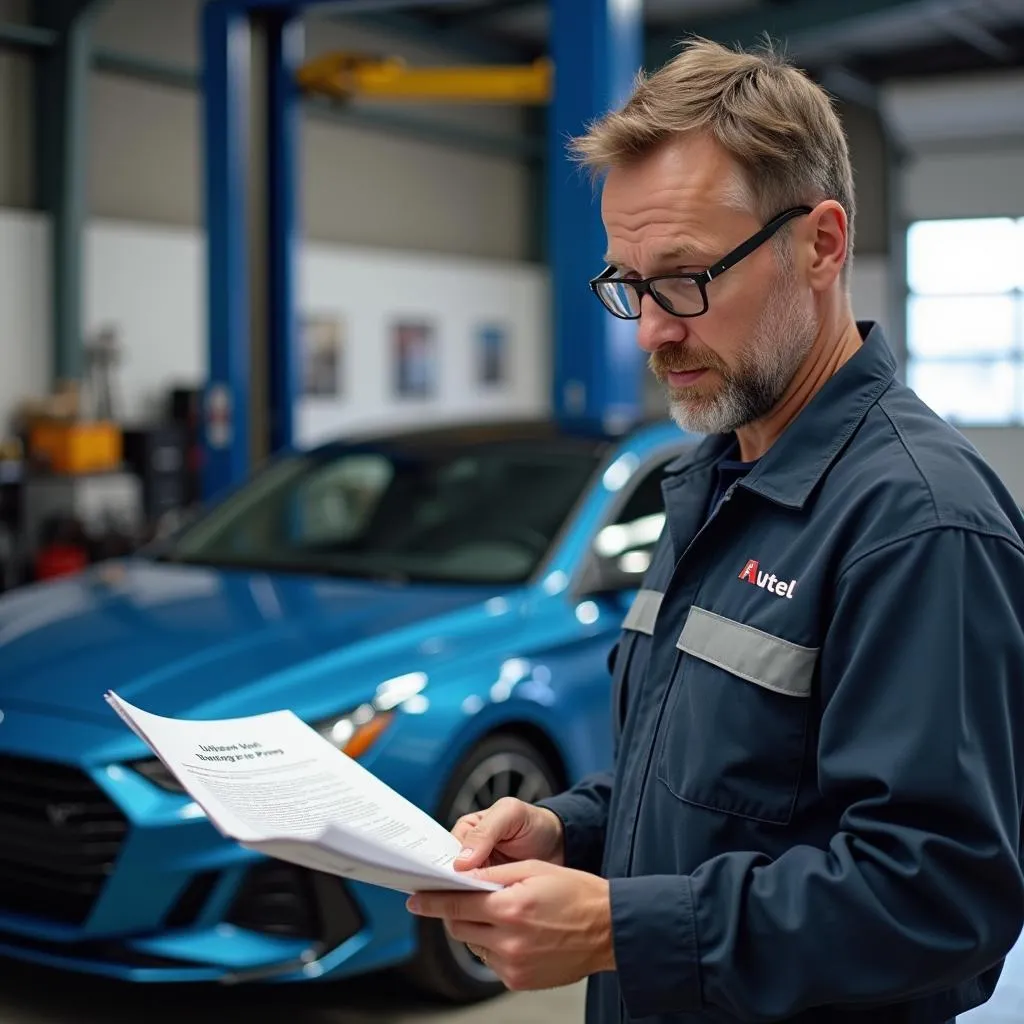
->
105;691;500;894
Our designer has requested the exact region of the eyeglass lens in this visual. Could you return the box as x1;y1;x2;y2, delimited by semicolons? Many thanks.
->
595;277;705;318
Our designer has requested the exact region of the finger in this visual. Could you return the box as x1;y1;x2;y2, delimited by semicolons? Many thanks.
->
455;798;523;869
473;858;562;886
444;919;495;947
406;891;496;923
452;814;482;846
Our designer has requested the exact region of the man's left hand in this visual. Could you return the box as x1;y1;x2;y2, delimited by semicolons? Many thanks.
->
406;860;615;992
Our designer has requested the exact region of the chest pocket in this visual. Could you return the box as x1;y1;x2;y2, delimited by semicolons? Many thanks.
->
656;606;817;825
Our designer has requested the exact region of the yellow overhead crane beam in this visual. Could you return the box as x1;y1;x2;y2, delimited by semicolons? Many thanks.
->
297;52;553;105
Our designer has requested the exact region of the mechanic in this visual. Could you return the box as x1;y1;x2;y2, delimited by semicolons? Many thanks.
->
406;36;1024;1024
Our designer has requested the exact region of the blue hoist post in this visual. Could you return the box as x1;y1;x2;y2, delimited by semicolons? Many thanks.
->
201;0;309;501
549;0;645;435
201;1;250;500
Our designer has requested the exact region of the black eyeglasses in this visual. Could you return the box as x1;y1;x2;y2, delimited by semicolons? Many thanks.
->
589;205;812;320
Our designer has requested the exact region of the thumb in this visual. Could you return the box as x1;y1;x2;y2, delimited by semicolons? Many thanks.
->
471;859;561;886
454;818;500;869
454;799;522;869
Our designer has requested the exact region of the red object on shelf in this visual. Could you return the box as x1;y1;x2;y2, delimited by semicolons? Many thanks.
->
35;544;88;580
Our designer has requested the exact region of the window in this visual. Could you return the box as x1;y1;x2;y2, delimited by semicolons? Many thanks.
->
906;217;1024;425
592;458;672;580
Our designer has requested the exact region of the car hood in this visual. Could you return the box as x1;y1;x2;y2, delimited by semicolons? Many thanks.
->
0;560;504;726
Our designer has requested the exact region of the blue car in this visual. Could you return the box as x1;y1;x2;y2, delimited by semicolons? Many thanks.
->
0;417;694;1002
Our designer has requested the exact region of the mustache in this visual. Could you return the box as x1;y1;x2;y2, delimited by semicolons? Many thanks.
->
649;344;728;379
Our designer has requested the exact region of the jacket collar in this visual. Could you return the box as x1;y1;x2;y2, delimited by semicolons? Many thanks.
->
665;321;898;510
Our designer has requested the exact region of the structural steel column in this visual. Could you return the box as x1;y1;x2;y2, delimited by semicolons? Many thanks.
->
266;11;302;455
202;0;302;499
32;0;104;386
201;1;251;498
549;0;644;433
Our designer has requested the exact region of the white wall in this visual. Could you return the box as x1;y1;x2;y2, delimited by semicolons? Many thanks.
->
298;243;548;444
85;220;207;421
0;209;549;447
901;147;1024;222
957;429;1024;506
882;70;1024;222
848;254;890;328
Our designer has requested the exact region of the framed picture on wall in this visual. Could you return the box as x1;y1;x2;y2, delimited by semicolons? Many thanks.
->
392;319;438;398
301;314;343;397
476;322;509;388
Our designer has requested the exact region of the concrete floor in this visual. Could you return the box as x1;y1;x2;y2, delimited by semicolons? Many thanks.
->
0;959;586;1024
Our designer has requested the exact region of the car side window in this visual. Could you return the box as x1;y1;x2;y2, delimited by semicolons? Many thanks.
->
593;458;673;578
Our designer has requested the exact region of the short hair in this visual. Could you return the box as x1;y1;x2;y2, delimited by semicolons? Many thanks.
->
571;36;856;269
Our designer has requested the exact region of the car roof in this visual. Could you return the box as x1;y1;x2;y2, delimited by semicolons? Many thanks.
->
308;417;681;458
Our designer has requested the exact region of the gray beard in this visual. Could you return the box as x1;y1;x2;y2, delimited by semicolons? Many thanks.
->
665;287;818;436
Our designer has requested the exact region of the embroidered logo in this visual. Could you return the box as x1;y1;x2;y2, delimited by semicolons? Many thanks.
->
738;559;797;599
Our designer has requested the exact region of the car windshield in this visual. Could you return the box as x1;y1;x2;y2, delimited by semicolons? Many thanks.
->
159;436;603;584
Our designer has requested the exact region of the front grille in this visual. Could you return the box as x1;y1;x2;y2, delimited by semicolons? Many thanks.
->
225;862;364;948
164;871;220;930
0;754;128;925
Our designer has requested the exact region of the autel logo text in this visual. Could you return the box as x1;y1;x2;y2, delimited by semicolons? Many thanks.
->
738;559;797;599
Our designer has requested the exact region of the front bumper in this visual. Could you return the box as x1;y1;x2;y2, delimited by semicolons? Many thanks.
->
0;751;415;983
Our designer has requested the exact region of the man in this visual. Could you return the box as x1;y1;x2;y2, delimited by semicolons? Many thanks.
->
406;37;1024;1024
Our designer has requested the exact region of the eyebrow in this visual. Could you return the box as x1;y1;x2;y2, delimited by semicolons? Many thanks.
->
603;242;721;270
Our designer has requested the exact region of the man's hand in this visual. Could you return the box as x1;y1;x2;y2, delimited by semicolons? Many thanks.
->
451;797;565;870
406;860;615;991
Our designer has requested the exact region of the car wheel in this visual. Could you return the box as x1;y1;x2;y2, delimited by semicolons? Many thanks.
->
403;732;562;1003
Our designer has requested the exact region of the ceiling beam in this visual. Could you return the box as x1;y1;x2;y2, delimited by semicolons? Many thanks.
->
435;0;541;29
846;24;1024;80
645;0;954;68
324;9;536;63
931;8;1015;62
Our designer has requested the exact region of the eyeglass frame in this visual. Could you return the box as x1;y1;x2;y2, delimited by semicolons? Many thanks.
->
588;205;814;320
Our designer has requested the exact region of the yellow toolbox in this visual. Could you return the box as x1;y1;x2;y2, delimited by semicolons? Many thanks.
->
28;419;123;475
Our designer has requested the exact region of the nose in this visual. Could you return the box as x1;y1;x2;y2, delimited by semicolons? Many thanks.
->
635;295;688;355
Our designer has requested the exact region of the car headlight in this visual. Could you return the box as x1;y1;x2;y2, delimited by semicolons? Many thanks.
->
312;702;394;759
315;672;425;757
129;703;397;793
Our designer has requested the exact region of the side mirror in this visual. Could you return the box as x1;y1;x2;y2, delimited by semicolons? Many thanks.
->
576;550;650;597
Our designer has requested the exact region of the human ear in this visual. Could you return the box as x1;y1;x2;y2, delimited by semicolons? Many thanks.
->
804;201;849;292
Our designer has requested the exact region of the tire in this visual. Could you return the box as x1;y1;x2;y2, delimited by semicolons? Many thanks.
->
402;732;562;1004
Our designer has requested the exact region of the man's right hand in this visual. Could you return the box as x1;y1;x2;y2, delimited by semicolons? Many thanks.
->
451;797;565;871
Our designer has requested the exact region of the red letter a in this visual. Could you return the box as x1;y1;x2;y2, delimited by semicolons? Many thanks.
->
738;559;759;583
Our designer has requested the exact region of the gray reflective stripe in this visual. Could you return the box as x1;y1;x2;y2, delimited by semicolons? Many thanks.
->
676;606;817;697
622;589;663;635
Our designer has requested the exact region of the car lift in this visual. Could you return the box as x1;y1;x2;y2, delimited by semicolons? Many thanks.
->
200;0;644;500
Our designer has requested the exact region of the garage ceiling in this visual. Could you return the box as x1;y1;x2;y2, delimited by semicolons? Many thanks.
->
328;0;1024;83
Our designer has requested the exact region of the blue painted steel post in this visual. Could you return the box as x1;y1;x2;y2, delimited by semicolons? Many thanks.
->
549;0;644;433
267;11;302;454
32;0;104;387
201;1;251;499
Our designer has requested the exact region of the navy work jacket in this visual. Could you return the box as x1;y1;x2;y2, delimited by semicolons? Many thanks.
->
541;322;1024;1024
